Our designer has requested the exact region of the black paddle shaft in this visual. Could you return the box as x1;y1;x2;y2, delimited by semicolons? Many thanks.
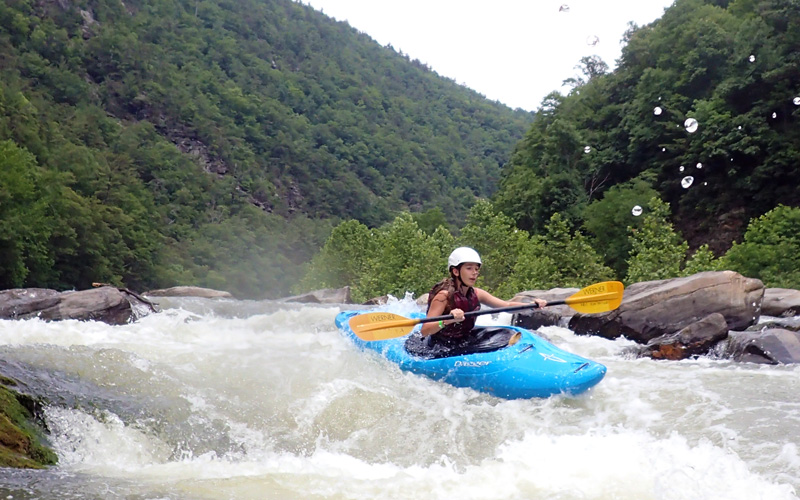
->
420;300;566;325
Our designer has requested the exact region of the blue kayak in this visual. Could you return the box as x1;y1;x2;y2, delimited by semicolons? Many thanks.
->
335;310;606;399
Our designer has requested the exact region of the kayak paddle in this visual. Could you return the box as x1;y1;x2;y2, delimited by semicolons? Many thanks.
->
348;280;624;341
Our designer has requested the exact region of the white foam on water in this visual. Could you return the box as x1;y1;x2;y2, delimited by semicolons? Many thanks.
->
43;404;798;500
2;298;798;499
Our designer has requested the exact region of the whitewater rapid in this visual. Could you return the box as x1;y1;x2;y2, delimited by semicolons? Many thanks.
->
0;296;797;499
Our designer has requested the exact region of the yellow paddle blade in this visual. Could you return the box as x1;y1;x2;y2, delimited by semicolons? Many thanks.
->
348;312;421;341
564;281;624;314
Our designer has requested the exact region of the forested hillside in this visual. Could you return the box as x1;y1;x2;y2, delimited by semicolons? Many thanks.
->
494;0;799;262
0;0;532;297
298;0;800;301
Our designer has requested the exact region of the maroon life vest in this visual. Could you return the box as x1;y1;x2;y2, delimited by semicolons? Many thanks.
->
426;278;480;339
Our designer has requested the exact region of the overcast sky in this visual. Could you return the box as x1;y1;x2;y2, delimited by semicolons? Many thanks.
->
302;0;675;111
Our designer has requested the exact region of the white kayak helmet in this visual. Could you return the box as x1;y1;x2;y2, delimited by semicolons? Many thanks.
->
448;247;482;269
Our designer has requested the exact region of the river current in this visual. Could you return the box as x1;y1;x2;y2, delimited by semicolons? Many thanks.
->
0;296;797;499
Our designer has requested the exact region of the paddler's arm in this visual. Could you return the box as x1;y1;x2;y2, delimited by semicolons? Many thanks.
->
420;289;465;337
475;288;546;309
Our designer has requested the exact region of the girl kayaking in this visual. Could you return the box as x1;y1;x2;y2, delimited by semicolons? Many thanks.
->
415;247;547;357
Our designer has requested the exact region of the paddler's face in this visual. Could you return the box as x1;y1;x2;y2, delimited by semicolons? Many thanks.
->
456;263;481;285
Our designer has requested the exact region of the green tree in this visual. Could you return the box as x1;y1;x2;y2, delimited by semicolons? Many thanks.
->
583;174;660;277
625;197;689;283
458;199;529;294
719;205;800;288
538;213;615;288
412;207;450;235
297;219;376;292
355;213;453;302
683;244;721;276
0;141;54;287
497;238;556;298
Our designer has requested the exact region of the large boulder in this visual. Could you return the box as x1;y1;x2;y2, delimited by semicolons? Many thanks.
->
761;288;800;317
637;313;730;361
511;288;579;330
145;286;234;298
569;271;764;344
0;287;158;325
722;329;800;364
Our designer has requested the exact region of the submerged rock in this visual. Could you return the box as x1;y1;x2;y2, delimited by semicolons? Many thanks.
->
280;286;351;304
145;286;234;298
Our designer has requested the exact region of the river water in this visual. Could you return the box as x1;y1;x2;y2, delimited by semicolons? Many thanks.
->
0;296;797;500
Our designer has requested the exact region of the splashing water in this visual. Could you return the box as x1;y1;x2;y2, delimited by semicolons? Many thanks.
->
0;298;797;500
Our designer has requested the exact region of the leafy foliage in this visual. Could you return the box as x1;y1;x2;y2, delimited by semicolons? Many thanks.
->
351;214;454;303
625;198;689;283
457;200;529;293
719;205;800;288
582;174;660;277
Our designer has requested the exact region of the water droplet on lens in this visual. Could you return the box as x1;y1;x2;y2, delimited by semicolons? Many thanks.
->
584;145;591;153
681;176;694;189
631;205;643;216
794;97;800;106
559;4;570;12
586;35;600;46
696;162;703;169
749;54;756;62
653;106;663;115
684;118;699;133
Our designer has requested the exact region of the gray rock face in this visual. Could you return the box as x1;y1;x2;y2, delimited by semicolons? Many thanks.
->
0;287;159;325
511;288;579;330
723;329;800;364
638;313;730;360
761;288;800;317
